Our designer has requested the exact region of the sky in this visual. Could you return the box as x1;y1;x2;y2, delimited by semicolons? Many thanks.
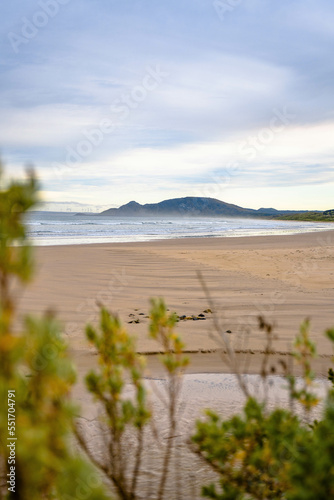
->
0;0;333;211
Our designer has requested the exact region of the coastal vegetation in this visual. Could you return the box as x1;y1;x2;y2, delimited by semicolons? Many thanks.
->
75;299;189;500
1;169;334;499
0;168;109;499
192;318;334;499
276;211;334;222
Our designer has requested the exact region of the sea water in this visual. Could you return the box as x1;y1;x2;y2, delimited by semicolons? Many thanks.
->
25;211;332;246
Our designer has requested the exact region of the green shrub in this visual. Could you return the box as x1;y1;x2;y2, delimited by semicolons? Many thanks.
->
0;166;109;499
192;320;334;499
76;298;189;500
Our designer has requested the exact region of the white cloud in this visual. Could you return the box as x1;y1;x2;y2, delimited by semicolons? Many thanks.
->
35;120;334;209
0;104;102;146
2;0;333;211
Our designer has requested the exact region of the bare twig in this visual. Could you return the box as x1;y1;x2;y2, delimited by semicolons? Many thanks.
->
130;427;144;498
197;271;250;398
73;423;110;477
157;374;179;500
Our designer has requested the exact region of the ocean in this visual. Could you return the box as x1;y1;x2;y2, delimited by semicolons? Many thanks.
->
25;211;332;246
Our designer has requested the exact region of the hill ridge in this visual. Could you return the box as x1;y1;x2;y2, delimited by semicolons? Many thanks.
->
99;196;302;218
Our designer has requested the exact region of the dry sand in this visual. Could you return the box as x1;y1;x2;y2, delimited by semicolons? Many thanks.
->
21;229;334;365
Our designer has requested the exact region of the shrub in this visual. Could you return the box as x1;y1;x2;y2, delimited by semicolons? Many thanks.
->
0;166;109;499
75;299;189;500
191;319;334;499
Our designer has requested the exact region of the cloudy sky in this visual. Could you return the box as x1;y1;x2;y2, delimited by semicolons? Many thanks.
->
1;0;333;210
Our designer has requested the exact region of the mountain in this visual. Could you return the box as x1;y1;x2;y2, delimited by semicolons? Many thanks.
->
98;197;297;218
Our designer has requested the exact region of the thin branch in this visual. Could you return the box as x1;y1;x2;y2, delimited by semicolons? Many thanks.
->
130;427;144;498
73;423;110;477
157;373;179;500
147;378;169;408
197;271;250;398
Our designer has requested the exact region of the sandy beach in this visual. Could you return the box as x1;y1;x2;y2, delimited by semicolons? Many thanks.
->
18;229;334;498
20;229;334;374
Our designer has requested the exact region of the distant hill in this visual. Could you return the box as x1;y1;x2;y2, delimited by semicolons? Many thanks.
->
98;197;306;218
